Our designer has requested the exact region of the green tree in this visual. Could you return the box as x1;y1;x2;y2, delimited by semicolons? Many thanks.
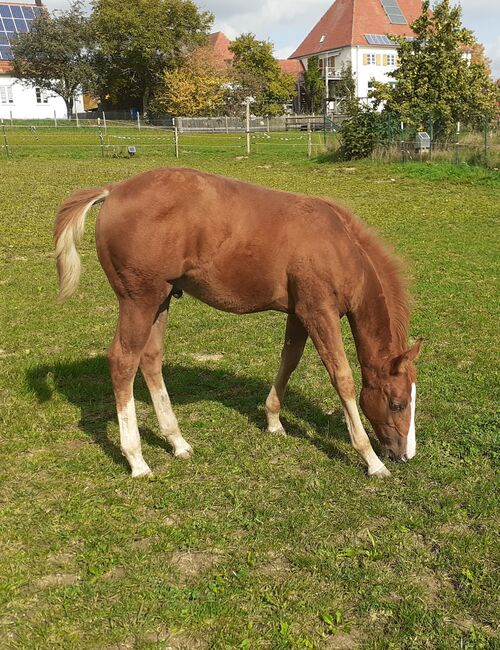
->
371;0;499;136
228;34;295;116
10;1;94;117
152;46;227;117
303;55;324;113
91;0;213;115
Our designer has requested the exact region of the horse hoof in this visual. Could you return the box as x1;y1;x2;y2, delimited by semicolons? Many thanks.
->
175;446;193;460
267;426;287;436
369;465;391;479
132;466;153;478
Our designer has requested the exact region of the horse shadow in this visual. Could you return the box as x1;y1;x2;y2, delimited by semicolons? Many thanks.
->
25;357;353;470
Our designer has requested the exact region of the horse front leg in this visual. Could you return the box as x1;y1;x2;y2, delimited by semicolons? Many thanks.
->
297;306;390;478
265;314;308;434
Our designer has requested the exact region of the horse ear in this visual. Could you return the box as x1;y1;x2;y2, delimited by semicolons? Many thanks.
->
390;338;423;374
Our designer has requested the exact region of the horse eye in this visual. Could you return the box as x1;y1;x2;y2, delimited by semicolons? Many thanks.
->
389;400;407;412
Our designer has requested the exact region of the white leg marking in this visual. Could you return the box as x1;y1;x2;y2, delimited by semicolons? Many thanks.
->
117;397;152;477
406;383;417;459
265;386;286;434
151;387;193;459
343;399;390;478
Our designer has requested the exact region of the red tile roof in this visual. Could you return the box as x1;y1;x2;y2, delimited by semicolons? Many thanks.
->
0;61;13;74
290;0;424;58
278;59;304;78
209;31;234;65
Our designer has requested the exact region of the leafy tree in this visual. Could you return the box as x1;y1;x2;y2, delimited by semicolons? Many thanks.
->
10;1;94;117
91;0;213;115
228;34;295;116
303;55;324;113
152;46;227;116
371;0;499;136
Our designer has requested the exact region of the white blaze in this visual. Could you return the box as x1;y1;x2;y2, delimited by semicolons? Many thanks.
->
406;383;417;459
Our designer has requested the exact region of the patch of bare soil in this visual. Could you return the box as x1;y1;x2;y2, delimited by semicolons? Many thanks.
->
254;552;292;577
169;550;220;585
190;352;224;362
323;629;362;649
34;573;80;588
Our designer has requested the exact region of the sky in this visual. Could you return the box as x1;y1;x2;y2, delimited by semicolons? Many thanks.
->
42;1;500;78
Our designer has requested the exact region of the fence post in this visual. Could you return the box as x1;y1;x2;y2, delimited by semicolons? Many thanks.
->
103;111;107;135
54;110;57;128
225;115;229;134
455;121;460;164
76;111;80;128
245;99;251;155
428;113;433;159
98;127;104;157
2;121;11;158
483;114;489;166
266;116;270;133
174;126;179;158
137;112;141;130
9;110;13;126
307;119;312;158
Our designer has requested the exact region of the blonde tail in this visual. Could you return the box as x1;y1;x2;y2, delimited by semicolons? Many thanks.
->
54;187;110;301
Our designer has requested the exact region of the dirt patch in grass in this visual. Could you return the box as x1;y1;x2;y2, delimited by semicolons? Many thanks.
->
323;629;362;649
34;573;80;588
254;551;292;577
190;353;224;362
169;550;221;585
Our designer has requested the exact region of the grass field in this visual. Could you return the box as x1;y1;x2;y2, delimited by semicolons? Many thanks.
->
0;142;499;649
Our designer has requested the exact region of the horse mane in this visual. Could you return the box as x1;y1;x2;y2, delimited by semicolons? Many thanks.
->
326;200;411;352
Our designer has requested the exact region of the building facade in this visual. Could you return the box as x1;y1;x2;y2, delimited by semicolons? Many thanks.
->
0;1;83;120
289;0;424;108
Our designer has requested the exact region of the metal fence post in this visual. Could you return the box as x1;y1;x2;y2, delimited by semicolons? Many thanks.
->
103;111;107;135
9;110;13;126
54;110;57;128
307;119;312;158
246;99;251;155
137;112;141;130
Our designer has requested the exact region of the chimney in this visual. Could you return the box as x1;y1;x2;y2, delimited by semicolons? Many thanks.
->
35;1;43;6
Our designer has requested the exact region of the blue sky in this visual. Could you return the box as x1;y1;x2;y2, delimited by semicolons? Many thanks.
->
44;1;500;78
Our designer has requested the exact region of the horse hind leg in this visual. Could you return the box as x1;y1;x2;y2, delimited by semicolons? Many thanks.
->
108;299;158;477
139;305;192;460
265;314;308;435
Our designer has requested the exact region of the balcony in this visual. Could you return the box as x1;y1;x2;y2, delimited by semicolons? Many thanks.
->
321;68;343;80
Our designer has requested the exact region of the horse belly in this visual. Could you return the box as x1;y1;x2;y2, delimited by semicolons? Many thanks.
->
177;262;288;314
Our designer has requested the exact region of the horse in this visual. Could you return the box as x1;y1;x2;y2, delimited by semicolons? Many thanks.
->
54;167;422;479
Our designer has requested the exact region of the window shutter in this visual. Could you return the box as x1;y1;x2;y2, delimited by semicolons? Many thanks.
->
0;87;6;104
376;54;381;65
383;54;388;65
363;54;368;65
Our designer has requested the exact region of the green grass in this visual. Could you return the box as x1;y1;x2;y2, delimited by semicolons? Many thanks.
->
0;144;499;649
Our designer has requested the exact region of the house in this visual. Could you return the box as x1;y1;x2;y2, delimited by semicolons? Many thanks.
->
0;1;83;119
289;0;423;106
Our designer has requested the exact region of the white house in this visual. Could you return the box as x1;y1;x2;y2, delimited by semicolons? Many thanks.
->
289;0;424;107
0;1;83;120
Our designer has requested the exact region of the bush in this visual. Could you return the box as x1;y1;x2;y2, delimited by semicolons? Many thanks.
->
338;104;382;160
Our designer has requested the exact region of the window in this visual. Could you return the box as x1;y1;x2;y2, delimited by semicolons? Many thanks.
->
35;87;48;104
0;85;14;104
319;34;326;43
363;53;376;65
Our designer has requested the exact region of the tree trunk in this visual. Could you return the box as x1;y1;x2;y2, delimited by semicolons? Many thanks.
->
64;95;74;120
142;86;150;120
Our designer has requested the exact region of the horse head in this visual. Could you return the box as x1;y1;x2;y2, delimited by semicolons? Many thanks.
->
360;339;422;462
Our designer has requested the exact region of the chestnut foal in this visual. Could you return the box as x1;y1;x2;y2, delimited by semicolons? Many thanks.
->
54;168;421;478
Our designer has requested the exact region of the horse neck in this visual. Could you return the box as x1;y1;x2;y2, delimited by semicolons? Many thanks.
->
347;253;409;375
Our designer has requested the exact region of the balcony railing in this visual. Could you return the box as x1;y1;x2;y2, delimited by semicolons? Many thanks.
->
321;68;343;80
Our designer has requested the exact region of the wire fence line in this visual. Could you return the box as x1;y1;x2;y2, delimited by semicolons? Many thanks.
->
1;114;498;165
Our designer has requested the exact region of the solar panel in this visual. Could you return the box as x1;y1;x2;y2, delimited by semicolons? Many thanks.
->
365;34;397;46
0;2;42;60
380;0;407;25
